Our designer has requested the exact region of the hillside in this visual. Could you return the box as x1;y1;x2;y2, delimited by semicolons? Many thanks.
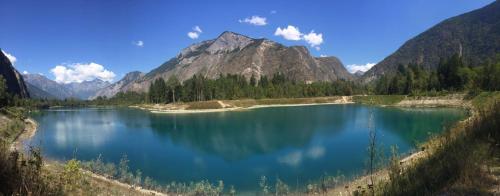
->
0;50;29;98
363;1;500;82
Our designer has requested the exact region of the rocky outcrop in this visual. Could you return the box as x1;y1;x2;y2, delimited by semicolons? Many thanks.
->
0;49;29;98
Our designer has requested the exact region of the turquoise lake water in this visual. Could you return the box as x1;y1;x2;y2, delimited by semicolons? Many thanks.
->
28;104;466;191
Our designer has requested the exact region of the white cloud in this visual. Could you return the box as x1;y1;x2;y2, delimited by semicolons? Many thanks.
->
275;26;325;50
320;54;327;57
50;62;116;84
274;25;302;41
1;50;17;64
346;63;376;73
187;26;203;39
270;10;277;14
187;32;199;39
193;26;202;33
22;71;29;74
133;40;144;47
239;15;267;26
303;30;323;47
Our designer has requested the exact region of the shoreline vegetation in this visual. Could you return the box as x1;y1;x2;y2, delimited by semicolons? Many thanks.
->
7;93;497;195
132;94;469;114
133;96;353;114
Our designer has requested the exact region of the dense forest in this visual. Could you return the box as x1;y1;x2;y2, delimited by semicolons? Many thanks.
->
375;54;500;95
143;73;363;104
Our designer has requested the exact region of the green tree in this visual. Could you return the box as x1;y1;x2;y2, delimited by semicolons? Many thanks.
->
0;76;8;107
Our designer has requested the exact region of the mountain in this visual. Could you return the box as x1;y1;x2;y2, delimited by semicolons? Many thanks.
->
92;71;144;99
24;73;110;100
354;71;365;77
122;31;354;93
24;74;73;99
0;49;29;98
363;1;500;82
64;79;110;100
25;82;56;99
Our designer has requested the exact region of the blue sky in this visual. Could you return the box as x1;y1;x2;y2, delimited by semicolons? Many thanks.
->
0;0;495;82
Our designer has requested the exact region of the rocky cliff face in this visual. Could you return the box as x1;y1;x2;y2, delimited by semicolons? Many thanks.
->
92;71;144;99
363;1;500;82
123;31;353;93
0;50;29;98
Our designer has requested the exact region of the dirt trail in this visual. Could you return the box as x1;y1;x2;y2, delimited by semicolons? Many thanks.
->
10;118;37;152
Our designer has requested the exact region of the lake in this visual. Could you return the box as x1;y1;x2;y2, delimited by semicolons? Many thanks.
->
27;104;466;192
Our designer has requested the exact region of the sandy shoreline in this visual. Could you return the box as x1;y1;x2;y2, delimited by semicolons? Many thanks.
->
139;96;354;114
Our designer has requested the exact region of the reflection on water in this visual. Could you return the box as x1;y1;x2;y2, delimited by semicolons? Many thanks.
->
29;105;466;191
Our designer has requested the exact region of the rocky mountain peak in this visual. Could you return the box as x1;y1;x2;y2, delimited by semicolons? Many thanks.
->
354;71;365;77
206;31;254;54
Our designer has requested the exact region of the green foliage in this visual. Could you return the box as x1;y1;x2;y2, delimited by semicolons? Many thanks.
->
470;91;500;109
118;154;133;183
0;76;7;107
147;73;362;104
375;54;500;95
62;159;84;191
275;177;290;195
0;143;63;195
0;118;24;143
259;175;270;195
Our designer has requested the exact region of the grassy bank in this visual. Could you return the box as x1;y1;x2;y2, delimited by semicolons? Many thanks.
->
352;95;406;105
377;93;500;195
327;92;500;195
353;94;467;108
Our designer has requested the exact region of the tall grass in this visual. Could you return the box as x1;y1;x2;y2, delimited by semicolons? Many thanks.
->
378;101;499;195
0;142;63;195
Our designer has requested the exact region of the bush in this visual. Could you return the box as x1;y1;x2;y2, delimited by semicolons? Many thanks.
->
0;143;63;195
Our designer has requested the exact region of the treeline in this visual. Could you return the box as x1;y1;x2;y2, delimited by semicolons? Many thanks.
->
147;73;363;104
375;54;500;95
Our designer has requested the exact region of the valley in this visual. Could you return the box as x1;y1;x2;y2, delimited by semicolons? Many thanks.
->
1;1;499;195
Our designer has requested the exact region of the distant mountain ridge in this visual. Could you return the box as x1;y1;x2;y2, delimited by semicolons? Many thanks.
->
24;74;73;99
363;1;500;82
24;73;110;100
0;49;29;98
92;71;144;99
120;31;354;93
